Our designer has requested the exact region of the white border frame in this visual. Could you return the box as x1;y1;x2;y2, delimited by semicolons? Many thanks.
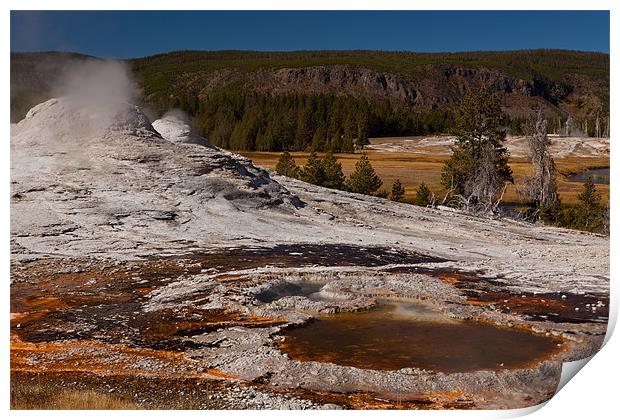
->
3;2;616;419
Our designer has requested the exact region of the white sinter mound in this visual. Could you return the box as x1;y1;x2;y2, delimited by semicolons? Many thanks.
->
11;97;302;259
152;113;213;147
10;98;608;296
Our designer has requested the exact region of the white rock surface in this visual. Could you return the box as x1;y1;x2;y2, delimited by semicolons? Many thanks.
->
368;134;610;158
10;98;609;296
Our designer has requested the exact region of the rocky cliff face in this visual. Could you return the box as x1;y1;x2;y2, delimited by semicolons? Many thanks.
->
11;51;609;123
166;63;605;120
265;66;418;104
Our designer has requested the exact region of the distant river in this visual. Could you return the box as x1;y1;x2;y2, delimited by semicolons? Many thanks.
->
567;168;610;185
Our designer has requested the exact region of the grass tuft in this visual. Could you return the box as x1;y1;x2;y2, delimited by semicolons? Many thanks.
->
11;381;137;410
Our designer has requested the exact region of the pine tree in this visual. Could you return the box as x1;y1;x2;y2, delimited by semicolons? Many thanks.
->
299;151;325;186
294;105;313;150
229;110;259;151
356;130;369;150
390;179;405;202
311;126;326;152
440;89;513;204
255;127;276;151
320;153;345;190
414;182;432;206
330;130;343;153
275;151;300;178
346;153;383;195
356;112;370;150
576;177;602;231
341;132;355;153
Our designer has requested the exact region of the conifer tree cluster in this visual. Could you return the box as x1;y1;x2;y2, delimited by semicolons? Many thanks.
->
184;89;453;153
275;151;384;197
298;152;346;190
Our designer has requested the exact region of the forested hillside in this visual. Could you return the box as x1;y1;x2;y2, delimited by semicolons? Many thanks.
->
11;50;609;152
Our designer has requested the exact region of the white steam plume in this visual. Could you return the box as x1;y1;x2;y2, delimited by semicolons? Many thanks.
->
53;59;138;107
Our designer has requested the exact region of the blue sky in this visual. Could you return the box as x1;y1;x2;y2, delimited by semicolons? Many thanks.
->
11;10;610;58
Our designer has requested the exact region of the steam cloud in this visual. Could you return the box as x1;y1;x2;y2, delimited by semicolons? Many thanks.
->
53;59;138;106
43;59;146;140
161;108;190;122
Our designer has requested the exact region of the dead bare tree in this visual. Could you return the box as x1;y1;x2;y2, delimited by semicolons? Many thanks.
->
601;206;610;235
468;142;505;207
523;108;560;219
565;115;575;136
603;115;610;138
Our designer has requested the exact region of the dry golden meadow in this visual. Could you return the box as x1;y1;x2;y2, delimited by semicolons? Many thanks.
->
240;150;609;206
